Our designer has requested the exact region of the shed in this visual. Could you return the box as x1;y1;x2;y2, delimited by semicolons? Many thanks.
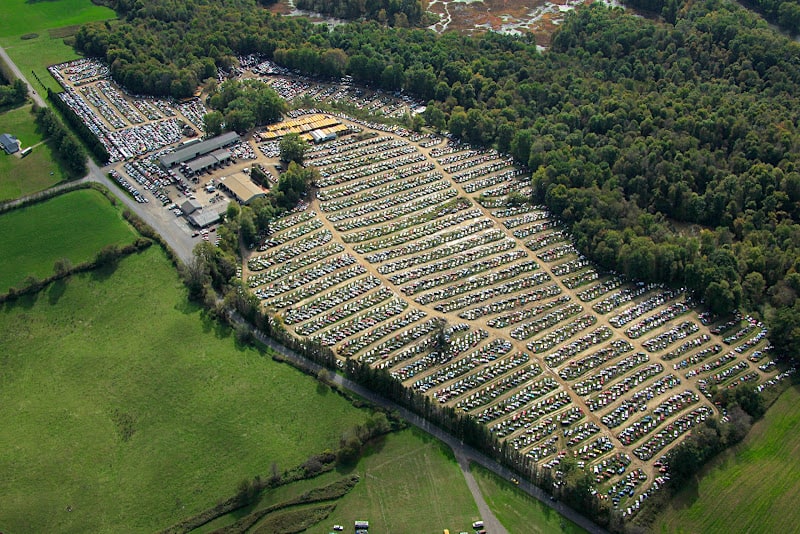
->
219;172;266;205
181;199;202;215
187;209;221;228
159;131;240;168
1;133;20;154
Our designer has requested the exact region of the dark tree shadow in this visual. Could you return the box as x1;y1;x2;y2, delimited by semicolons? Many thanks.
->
90;261;119;282
47;278;67;305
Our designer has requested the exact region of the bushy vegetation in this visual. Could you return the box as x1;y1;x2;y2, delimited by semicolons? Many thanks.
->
295;0;426;27
33;105;87;176
205;79;287;134
0;77;27;108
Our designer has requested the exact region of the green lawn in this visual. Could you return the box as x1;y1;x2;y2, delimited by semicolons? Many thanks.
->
0;188;137;291
0;0;115;39
324;429;480;533
0;246;370;533
654;384;800;533
472;464;587;534
0;33;88;94
209;428;482;533
0;104;66;199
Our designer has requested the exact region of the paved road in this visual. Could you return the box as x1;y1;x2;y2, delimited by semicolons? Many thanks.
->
456;450;509;534
0;45;47;108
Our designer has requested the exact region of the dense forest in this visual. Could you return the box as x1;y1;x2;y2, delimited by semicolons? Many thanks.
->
294;0;426;27
74;0;800;361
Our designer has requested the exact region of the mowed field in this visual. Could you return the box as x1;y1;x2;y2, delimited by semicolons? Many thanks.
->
472;464;586;534
198;428;481;533
0;0;115;39
0;0;116;94
0;245;371;533
324;429;480;532
0;188;137;292
654;384;800;533
0;104;67;200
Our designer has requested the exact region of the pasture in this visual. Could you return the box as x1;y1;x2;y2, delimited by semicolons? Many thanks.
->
0;33;87;94
196;428;480;533
0;0;115;39
0;188;136;292
654;384;800;533
0;104;66;200
472;464;586;534
325;428;480;532
0;246;370;533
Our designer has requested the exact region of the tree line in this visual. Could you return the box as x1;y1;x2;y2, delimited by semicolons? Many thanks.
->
33;105;87;177
0;77;27;108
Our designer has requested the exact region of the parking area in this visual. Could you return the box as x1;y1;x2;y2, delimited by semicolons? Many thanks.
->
47;55;789;521
242;119;786;520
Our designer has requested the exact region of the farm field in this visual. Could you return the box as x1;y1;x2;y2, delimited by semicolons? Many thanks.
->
653;384;800;533
0;104;66;200
0;188;137;292
472;463;586;533
0;246;371;533
198;428;481;533
0;0;115;39
0;0;115;95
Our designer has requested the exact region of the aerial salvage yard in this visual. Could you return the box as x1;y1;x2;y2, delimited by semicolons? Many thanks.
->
48;55;790;522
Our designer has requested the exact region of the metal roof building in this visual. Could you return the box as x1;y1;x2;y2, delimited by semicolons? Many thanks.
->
187;209;222;228
1;133;20;155
159;132;240;168
181;199;202;215
218;172;267;205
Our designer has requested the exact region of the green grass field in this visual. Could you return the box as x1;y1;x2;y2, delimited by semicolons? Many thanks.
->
324;429;480;532
0;0;115;39
196;428;481;533
0;188;137;291
472;464;587;534
0;33;88;94
0;104;66;199
0;0;116;94
0;246;371;533
654;384;800;533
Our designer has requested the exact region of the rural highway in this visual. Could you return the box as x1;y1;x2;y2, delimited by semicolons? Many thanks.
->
1;45;606;534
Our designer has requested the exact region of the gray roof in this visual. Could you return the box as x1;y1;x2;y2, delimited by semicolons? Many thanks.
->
0;133;19;154
181;199;202;214
186;154;218;172
187;209;221;227
159;132;239;167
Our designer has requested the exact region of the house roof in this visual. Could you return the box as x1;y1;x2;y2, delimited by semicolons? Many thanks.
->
0;133;20;154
